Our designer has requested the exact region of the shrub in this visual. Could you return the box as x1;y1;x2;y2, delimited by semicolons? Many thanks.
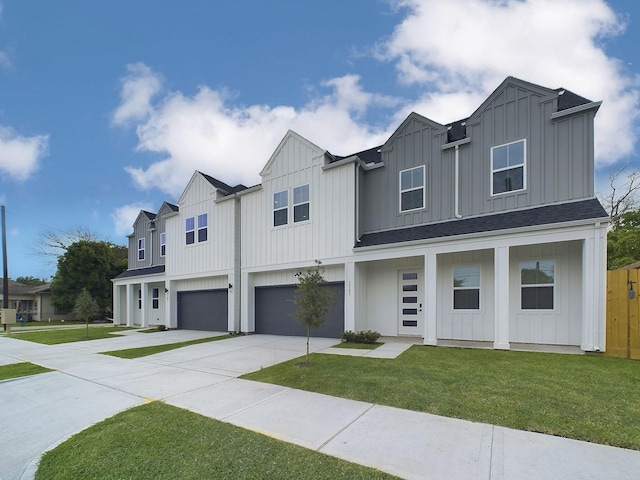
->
341;330;381;344
156;324;167;331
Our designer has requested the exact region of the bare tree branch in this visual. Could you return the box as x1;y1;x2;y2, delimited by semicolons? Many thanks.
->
598;166;640;225
30;228;102;266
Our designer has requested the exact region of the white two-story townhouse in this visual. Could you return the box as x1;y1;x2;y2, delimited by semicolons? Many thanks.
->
350;77;608;352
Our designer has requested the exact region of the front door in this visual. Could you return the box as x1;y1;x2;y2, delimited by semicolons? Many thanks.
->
398;269;424;335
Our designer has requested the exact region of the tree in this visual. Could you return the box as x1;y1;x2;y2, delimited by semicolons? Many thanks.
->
32;228;102;267
73;288;100;338
607;209;640;269
600;167;640;226
15;276;48;285
50;240;128;315
293;261;336;365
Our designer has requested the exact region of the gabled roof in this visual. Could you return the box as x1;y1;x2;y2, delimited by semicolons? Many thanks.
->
355;199;607;249
157;201;179;215
199;171;235;194
259;130;326;177
331;145;383;165
382;112;445;152
0;279;51;296
113;265;165;279
133;210;156;226
555;88;593;111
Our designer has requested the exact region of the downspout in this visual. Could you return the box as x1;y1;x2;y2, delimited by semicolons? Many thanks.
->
454;145;462;219
355;163;361;243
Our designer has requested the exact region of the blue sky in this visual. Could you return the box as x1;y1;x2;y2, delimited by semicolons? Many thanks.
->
0;0;638;280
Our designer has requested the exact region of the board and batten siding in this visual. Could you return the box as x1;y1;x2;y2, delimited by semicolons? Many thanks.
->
165;174;236;277
128;216;153;268
360;81;596;236
242;133;356;268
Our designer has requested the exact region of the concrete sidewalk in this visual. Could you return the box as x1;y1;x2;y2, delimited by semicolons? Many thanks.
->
1;332;640;480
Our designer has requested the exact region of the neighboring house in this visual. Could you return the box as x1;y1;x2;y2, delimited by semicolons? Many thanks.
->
112;76;608;352
0;279;72;322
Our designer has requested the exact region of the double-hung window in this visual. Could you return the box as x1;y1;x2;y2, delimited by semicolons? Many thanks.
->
186;214;208;244
138;238;145;260
453;265;480;310
520;260;555;309
273;190;288;226
400;166;425;212
152;288;159;309
293;184;310;222
491;139;525;195
137;289;142;309
197;213;208;242
160;232;166;257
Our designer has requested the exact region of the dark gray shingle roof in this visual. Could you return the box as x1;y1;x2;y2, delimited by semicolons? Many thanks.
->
114;265;165;279
355;199;607;248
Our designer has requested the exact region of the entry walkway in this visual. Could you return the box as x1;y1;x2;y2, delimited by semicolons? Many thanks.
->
1;332;639;480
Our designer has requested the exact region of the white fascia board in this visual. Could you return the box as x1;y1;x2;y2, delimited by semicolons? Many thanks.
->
322;156;384;172
351;220;607;262
164;269;234;282
235;185;263;197
112;273;166;285
441;137;471;150
551;101;602;120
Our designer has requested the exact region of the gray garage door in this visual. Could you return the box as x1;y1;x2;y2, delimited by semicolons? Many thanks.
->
177;289;228;331
255;282;344;338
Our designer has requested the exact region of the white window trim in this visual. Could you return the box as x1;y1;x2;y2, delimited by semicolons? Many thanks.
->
399;165;426;213
197;213;208;243
185;216;195;245
160;232;166;257
490;138;527;197
520;258;556;311
137;238;145;261
293;184;310;223
273;190;289;227
152;288;159;309
452;265;481;311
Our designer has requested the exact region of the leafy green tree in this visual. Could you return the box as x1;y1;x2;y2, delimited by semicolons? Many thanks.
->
73;288;100;338
15;276;48;285
293;261;336;365
51;241;127;315
608;209;640;269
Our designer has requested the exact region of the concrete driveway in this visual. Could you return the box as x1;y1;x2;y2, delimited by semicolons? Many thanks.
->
2;331;640;480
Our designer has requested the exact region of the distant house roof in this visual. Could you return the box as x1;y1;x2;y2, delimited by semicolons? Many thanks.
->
355;199;608;249
0;279;51;296
113;265;166;279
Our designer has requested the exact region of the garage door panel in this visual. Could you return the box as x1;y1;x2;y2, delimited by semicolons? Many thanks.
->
178;289;228;331
255;283;344;338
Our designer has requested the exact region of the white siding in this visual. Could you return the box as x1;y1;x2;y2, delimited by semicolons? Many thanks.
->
242;133;355;268
174;276;228;291
252;265;344;288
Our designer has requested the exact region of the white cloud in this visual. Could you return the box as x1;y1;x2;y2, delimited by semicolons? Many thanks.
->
118;67;395;197
112;62;163;127
111;202;154;237
381;0;639;168
0;126;48;181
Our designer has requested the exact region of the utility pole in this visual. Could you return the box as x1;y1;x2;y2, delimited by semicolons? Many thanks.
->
2;205;8;331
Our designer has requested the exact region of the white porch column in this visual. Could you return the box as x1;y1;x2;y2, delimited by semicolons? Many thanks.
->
227;274;235;333
344;262;356;332
112;284;120;325
494;246;510;350
582;223;607;351
166;280;176;329
140;282;148;328
126;283;135;327
424;253;437;345
240;271;252;333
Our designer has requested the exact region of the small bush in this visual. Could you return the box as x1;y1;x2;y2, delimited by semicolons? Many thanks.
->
342;330;381;344
156;324;166;331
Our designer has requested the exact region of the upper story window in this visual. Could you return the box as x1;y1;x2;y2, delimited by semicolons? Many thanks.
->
197;213;208;242
400;166;425;212
293;185;310;222
521;260;554;310
138;238;145;261
160;232;166;257
453;265;480;310
186;214;208;245
491;139;526;195
273;190;288;227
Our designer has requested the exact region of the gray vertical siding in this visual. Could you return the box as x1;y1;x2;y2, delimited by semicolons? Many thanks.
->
359;78;597;236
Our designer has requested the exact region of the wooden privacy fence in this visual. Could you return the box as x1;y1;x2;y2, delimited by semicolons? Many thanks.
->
606;269;640;359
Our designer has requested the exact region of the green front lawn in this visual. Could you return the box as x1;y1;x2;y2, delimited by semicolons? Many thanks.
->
0;362;52;381
36;402;399;480
242;346;640;450
8;326;132;344
102;334;233;358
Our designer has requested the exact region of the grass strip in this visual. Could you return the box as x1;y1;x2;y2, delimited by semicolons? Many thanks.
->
101;334;233;358
36;402;399;480
242;346;640;450
8;326;132;345
332;342;383;350
0;362;52;381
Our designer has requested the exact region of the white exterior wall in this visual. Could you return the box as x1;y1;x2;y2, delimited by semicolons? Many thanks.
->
241;133;355;269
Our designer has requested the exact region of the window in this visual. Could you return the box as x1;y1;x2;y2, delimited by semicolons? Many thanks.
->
186;214;208;244
453;265;480;310
186;217;195;245
492;139;525;195
273;190;288;226
152;288;159;309
293;184;310;222
400;166;425;212
138;238;145;260
160;232;166;257
521;260;554;309
197;213;208;242
137;290;142;309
